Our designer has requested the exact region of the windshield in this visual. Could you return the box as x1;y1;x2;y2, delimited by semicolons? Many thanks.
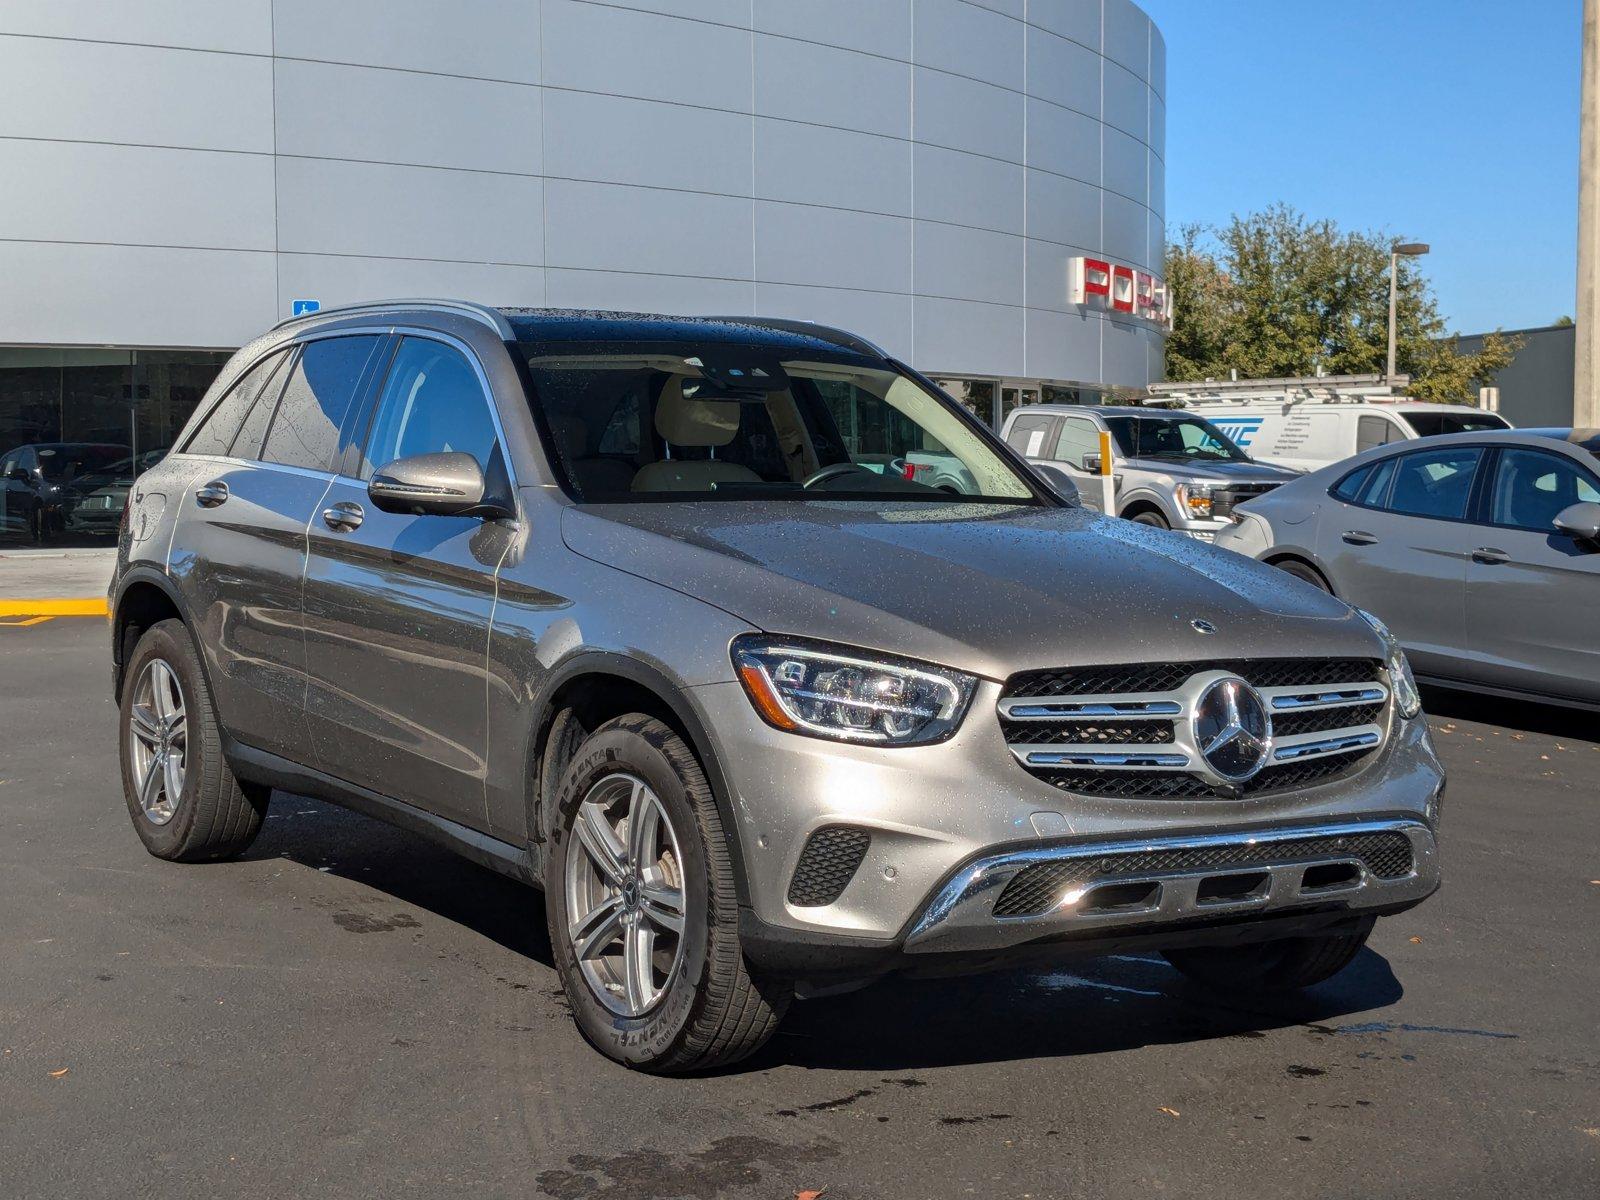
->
1400;411;1511;438
1102;415;1249;463
519;344;1037;504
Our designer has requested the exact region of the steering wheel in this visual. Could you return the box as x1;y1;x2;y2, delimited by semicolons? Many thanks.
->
801;462;869;489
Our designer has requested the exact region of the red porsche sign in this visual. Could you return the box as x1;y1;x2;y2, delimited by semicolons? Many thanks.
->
1070;257;1169;328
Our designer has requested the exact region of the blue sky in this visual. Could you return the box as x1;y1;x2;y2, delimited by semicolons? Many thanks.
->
1140;0;1581;334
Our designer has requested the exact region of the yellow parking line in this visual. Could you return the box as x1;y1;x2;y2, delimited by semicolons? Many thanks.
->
0;614;55;627
0;598;109;618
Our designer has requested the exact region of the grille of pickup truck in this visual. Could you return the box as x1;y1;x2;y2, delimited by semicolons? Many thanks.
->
1211;482;1282;518
999;658;1388;799
990;829;1416;918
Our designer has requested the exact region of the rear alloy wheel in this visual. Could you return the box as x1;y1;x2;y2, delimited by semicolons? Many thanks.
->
1272;559;1331;592
127;658;188;826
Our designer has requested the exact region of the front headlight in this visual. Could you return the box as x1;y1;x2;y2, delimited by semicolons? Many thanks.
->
1176;483;1213;519
1356;609;1422;720
732;636;976;746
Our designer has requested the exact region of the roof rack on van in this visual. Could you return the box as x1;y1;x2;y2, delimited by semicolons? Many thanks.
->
272;298;515;339
1149;372;1413;407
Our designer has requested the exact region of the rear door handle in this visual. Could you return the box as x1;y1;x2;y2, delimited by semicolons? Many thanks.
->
1341;529;1378;545
194;481;229;508
321;501;364;532
1472;546;1509;565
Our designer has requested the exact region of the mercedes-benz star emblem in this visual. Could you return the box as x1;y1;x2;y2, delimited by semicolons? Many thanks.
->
1192;677;1272;782
1190;618;1217;635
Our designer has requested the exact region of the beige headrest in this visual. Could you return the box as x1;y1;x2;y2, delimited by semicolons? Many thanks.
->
655;378;741;447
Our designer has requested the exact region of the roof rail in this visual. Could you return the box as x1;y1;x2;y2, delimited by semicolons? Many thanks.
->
272;298;514;339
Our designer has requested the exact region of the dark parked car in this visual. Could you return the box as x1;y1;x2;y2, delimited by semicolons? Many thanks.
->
109;300;1443;1072
1;442;128;542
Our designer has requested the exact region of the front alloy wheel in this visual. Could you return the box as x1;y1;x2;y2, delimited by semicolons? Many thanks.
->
564;772;688;1017
126;658;188;825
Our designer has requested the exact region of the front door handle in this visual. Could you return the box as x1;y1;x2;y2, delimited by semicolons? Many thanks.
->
194;481;229;508
1341;529;1378;545
321;501;364;532
1472;546;1510;565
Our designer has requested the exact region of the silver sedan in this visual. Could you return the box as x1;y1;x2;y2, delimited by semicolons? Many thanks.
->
1216;428;1600;709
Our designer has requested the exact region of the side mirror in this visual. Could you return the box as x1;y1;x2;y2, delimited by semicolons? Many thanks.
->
368;451;495;517
7;468;29;483
1553;500;1600;544
1082;453;1102;474
1031;462;1081;506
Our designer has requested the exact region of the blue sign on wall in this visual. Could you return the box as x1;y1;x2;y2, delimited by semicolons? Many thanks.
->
291;299;321;317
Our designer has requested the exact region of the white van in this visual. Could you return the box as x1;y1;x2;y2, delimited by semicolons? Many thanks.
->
1182;401;1512;471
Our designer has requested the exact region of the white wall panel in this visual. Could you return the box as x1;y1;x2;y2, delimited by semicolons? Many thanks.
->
1025;168;1101;249
0;242;275;347
1;0;271;54
915;222;1022;307
753;0;912;59
546;268;751;314
544;0;750;112
545;180;753;279
1025;307;1103;382
755;283;913;361
914;0;1022;85
0;36;273;152
1102;60;1149;141
914;296;1022;378
1023;238;1073;312
276;158;543;263
277;255;545;316
545;90;748;196
913;67;1023;163
1102;314;1150;382
756;35;911;140
1150;25;1167;99
1029;0;1102;49
1101;191;1149;269
275;59;540;174
915;144;1024;236
1025;25;1101;119
1102;125;1148;204
1103;0;1151;80
0;142;274;251
756;203;912;294
1026;98;1100;183
601;0;750;25
754;119;912;217
271;0;541;82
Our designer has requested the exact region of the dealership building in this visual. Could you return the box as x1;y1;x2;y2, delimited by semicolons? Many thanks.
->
0;0;1166;546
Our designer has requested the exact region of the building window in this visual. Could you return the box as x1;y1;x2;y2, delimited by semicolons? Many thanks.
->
0;347;231;546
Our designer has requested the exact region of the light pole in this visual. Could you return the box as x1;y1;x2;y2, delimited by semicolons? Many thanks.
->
1387;242;1429;384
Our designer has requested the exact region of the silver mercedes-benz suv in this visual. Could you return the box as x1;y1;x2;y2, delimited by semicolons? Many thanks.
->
109;301;1443;1073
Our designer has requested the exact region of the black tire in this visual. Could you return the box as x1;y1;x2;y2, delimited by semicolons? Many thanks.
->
546;714;791;1073
1129;509;1170;529
1272;558;1331;592
1163;918;1374;993
119;619;269;862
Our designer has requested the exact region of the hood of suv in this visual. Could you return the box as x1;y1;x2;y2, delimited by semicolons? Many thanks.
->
563;502;1378;680
1121;456;1301;484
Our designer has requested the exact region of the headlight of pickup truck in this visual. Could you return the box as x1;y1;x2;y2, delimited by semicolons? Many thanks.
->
1356;609;1423;719
732;636;976;745
1176;483;1214;519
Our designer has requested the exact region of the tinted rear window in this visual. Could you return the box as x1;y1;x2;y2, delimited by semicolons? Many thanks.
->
1401;411;1510;438
184;351;287;457
261;336;382;471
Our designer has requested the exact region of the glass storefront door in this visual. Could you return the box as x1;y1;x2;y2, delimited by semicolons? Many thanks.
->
0;347;231;547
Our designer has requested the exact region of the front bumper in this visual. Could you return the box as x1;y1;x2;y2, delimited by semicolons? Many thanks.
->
903;817;1437;955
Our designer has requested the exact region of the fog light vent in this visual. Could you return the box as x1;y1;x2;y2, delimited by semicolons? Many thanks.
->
788;826;871;907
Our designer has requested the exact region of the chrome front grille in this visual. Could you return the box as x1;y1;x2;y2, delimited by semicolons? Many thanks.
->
999;658;1388;799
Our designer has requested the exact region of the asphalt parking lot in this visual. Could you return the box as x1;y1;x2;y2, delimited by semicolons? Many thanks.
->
3;617;1597;1199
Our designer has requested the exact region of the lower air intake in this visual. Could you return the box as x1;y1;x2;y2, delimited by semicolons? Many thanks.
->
788;826;871;907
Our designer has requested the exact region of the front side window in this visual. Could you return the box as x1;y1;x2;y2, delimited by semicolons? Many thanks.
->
1051;418;1102;470
520;344;1036;503
360;338;501;479
184;350;287;457
1384;446;1483;520
1004;413;1056;457
261;336;382;472
1103;415;1249;463
1489;447;1600;532
1356;415;1398;454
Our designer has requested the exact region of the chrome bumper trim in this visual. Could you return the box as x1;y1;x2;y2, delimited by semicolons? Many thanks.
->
903;818;1439;955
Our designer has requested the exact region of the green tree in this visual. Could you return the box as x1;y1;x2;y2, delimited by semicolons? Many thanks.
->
1165;205;1518;403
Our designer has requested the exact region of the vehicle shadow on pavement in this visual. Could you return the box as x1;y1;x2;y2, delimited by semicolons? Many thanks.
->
745;949;1403;1072
1421;684;1594;739
245;795;556;968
